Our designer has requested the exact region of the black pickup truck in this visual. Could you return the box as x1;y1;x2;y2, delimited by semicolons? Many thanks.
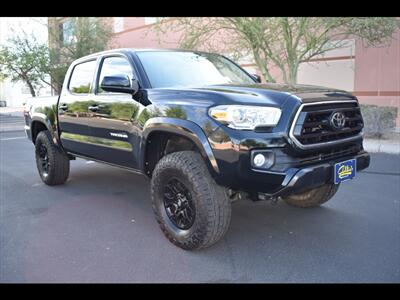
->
24;48;370;250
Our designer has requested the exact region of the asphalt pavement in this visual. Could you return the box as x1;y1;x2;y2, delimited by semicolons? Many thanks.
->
0;120;399;282
0;110;25;132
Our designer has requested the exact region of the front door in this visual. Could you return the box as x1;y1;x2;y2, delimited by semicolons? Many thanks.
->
85;55;143;169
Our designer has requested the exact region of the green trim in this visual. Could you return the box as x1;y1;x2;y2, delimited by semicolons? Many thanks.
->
61;132;132;152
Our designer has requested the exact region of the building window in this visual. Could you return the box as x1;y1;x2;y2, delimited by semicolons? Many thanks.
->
59;19;74;45
113;17;124;33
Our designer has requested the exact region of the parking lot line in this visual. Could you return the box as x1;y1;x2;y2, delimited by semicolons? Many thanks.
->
0;136;26;141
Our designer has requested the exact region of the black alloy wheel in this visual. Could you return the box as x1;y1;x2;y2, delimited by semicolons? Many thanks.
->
163;178;196;230
150;151;231;250
34;130;70;185
36;142;50;178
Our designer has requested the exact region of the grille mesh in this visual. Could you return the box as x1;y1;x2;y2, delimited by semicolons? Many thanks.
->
292;102;364;146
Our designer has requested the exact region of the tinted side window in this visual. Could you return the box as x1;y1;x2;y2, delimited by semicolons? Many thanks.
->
98;56;134;93
68;60;97;94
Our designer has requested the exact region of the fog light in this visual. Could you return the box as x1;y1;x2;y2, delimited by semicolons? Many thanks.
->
251;150;275;170
253;154;266;167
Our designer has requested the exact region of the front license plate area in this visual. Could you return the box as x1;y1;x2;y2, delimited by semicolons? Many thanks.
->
334;159;356;184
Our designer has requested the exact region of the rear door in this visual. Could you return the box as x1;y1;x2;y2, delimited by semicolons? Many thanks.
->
58;59;98;157
85;54;144;169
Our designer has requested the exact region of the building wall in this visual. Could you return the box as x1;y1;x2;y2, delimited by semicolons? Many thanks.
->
353;30;400;125
68;17;400;125
110;18;180;49
45;17;400;124
0;78;51;107
296;39;355;90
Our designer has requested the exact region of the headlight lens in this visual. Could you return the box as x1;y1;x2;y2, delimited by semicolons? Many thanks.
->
209;105;282;130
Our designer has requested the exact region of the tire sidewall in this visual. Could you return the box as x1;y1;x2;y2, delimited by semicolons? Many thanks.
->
283;183;340;208
35;132;54;183
152;166;209;245
34;130;69;186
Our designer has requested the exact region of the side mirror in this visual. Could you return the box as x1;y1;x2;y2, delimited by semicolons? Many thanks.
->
252;74;262;83
100;75;139;94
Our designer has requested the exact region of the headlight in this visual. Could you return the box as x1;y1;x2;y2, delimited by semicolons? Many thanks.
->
209;105;282;130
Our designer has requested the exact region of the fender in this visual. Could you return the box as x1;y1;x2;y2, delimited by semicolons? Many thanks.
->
141;117;220;175
30;112;60;146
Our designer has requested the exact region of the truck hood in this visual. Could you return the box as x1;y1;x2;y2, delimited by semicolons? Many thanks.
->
195;83;357;103
148;83;356;108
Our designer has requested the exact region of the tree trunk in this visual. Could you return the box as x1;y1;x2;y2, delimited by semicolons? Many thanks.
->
55;82;62;95
252;49;275;83
287;63;299;86
26;81;36;97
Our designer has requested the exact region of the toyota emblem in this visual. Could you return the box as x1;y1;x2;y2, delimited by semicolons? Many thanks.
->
330;112;346;130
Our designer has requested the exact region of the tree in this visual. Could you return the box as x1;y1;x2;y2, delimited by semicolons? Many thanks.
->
0;33;51;97
0;18;114;97
153;17;400;85
46;17;114;94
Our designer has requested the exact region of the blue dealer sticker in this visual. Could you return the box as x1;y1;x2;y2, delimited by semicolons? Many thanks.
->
334;159;356;184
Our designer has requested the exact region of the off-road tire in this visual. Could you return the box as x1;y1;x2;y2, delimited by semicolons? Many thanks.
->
35;130;70;185
283;183;339;208
150;151;231;250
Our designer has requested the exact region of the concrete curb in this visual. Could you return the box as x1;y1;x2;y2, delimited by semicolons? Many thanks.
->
0;127;25;133
363;139;400;155
0;107;24;113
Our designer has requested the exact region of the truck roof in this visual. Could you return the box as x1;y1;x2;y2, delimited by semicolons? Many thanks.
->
72;48;217;63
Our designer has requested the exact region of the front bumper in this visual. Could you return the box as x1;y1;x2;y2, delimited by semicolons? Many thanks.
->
214;148;370;196
265;151;370;198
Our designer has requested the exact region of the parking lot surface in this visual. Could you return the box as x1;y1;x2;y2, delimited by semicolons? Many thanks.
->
1;126;399;283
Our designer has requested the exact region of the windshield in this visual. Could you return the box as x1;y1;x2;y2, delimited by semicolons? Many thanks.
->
136;51;256;88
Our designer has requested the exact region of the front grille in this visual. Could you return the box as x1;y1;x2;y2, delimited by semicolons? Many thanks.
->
291;101;364;148
299;144;362;166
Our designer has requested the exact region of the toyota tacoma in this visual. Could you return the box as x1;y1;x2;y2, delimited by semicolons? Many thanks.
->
24;49;370;250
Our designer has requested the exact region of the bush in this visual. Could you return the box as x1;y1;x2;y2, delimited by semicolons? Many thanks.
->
360;104;398;138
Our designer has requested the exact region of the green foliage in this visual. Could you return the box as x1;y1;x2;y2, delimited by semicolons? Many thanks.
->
0;18;113;97
46;17;114;94
54;18;114;61
36;105;57;125
137;109;151;127
70;84;91;94
68;100;97;114
344;17;400;47
165;106;187;119
153;17;400;85
137;106;163;127
360;104;398;138
0;33;50;97
110;102;140;120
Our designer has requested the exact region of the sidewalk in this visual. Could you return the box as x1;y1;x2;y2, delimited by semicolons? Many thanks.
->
0;107;25;132
0;106;24;116
363;138;400;155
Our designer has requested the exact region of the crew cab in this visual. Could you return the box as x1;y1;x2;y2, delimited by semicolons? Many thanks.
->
24;49;370;250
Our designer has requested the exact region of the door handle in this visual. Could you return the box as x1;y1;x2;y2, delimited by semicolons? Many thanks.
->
59;104;68;110
88;106;99;112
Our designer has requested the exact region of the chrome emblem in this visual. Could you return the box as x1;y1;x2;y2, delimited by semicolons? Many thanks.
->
110;132;128;138
330;112;346;130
